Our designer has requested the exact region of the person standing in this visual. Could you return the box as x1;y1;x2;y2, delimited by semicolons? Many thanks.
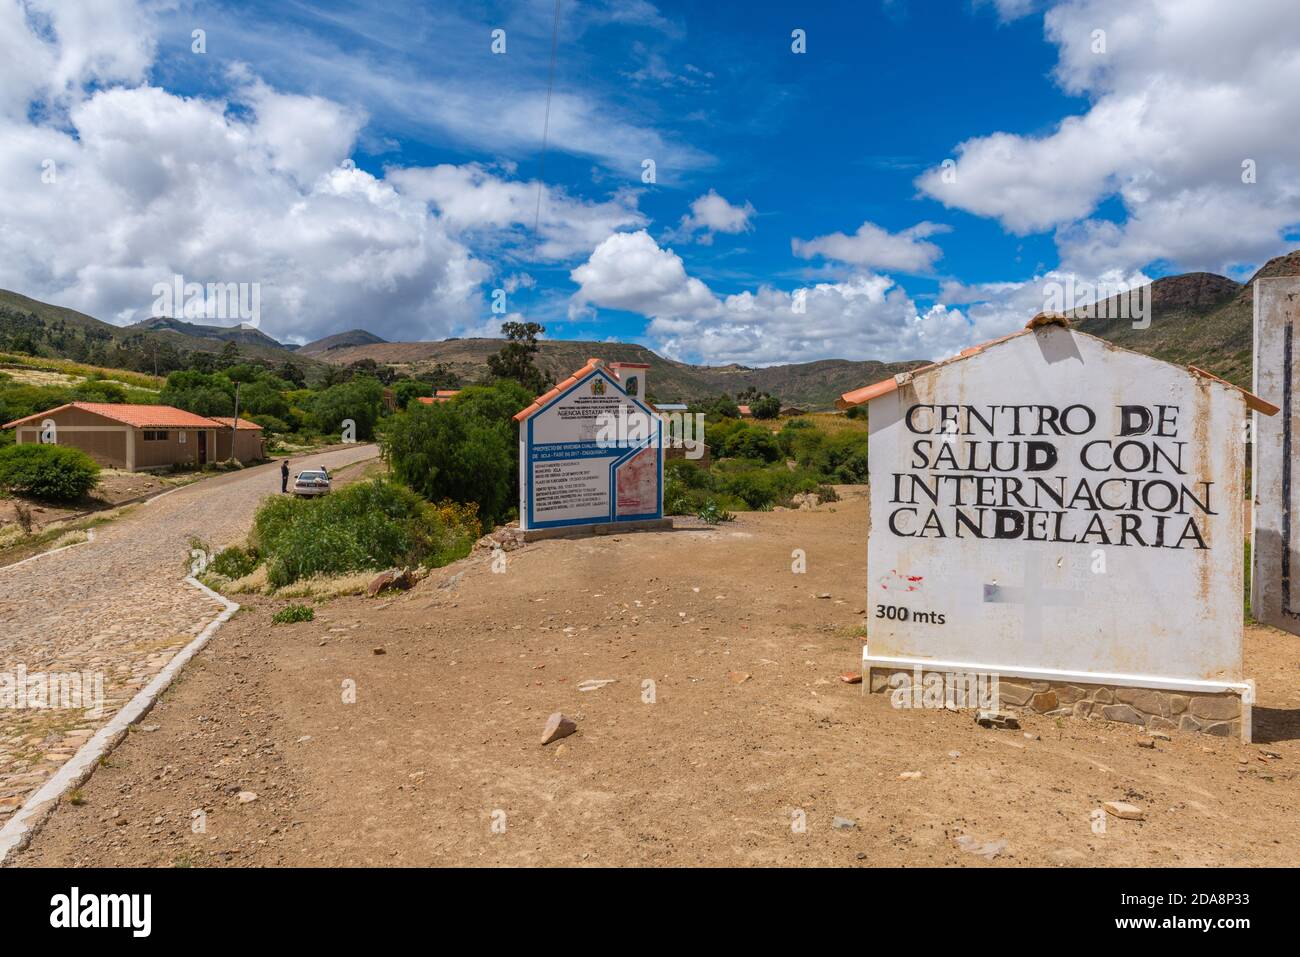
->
281;459;290;494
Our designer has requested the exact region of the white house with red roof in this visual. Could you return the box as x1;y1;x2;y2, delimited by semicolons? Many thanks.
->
3;402;262;470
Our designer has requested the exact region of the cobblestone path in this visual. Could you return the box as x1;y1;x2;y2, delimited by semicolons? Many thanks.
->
0;445;378;818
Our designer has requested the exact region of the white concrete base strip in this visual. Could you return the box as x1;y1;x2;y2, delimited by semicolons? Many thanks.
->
0;576;238;865
862;650;1254;742
0;529;95;574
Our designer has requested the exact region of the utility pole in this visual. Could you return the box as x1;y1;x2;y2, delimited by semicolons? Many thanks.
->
230;381;241;465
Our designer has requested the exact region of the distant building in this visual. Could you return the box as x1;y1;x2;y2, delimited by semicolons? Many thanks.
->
206;416;266;463
3;402;236;471
736;404;753;418
417;390;461;405
779;406;806;416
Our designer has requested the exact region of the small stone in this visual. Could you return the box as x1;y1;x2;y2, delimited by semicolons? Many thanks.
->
975;710;1019;730
998;682;1034;707
1100;704;1145;725
1136;739;1156;749
373;647;386;655
832;816;857;830
1189;696;1239;721
1147;731;1172;741
139;725;159;733
1115;687;1167;716
899;770;922;780
1023;732;1040;741
1030;691;1058;713
367;567;414;598
237;791;258;804
296;735;312;743
1103;801;1143;821
817;593;832;599
727;671;752;684
948;750;961;758
577;678;617;692
839;672;863;684
955;835;1007;860
541;712;577;745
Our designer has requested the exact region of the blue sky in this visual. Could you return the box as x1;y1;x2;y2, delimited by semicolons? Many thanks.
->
3;0;1299;364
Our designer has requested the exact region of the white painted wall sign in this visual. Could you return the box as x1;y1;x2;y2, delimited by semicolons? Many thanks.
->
516;361;663;532
1251;277;1300;634
848;322;1273;698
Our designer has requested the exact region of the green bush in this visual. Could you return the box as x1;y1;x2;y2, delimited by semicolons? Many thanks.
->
209;545;261;580
0;444;100;501
251;478;480;587
248;414;290;434
666;458;715;490
306;377;384;440
383;380;533;528
0;382;73;424
696;499;734;524
71;379;127;403
272;603;315;625
707;419;782;462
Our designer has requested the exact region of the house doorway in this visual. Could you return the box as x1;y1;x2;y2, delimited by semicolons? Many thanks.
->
198;431;208;465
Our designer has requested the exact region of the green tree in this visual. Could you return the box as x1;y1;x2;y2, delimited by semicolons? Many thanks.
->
277;360;307;387
417;363;462;391
486;321;547;394
217;341;241;368
307;377;384;440
383;380;533;528
238;379;290;419
393;379;433;409
751;394;781;419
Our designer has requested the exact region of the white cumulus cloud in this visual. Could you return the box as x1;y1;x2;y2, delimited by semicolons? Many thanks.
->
792;221;950;274
916;0;1300;275
668;189;755;245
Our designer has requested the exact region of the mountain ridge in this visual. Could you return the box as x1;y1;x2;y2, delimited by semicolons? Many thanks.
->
6;247;1300;405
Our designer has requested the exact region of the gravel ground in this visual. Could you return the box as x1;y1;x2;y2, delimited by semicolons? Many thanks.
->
9;484;1299;867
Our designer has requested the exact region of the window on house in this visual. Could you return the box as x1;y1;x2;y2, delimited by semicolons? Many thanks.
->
178;431;186;444
143;430;169;441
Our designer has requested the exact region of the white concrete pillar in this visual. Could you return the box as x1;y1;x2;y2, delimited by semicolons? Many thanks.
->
125;427;136;471
1251;277;1300;634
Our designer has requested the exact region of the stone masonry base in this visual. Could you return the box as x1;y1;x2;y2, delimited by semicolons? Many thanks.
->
866;666;1246;740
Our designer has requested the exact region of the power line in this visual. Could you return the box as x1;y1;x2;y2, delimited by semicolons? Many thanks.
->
533;0;562;234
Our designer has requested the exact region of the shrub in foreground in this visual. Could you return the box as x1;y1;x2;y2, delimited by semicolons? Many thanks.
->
272;603;315;625
0;444;100;501
251;479;480;587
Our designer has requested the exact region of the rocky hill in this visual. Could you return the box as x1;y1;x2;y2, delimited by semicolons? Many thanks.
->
1067;254;1300;389
7;247;1299;402
312;337;925;407
296;329;388;355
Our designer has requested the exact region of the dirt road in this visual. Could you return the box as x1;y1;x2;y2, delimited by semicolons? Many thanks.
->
0;445;379;821
9;484;1300;866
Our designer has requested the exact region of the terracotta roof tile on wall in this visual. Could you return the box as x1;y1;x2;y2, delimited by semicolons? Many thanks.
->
835;315;1278;416
3;402;222;430
207;416;264;430
513;359;601;421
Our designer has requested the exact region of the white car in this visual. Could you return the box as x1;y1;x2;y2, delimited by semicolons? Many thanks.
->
292;469;332;497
